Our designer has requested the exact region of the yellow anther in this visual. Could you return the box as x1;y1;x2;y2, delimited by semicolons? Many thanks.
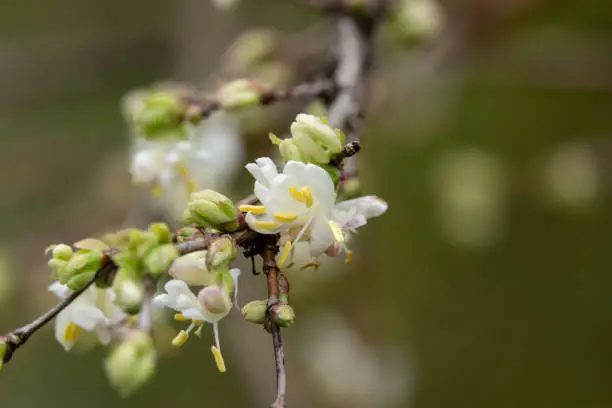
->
152;183;164;198
345;250;354;264
174;313;189;322
277;240;292;268
63;322;82;343
289;186;314;208
300;261;320;271
328;220;345;243
254;220;281;231
194;325;204;337
211;346;227;373
171;330;190;347
239;205;267;214
273;212;298;223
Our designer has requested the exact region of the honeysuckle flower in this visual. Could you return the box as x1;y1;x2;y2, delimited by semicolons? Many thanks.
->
49;282;126;351
240;158;388;265
152;268;241;372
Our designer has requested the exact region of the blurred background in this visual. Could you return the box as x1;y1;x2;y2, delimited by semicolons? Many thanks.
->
1;0;612;407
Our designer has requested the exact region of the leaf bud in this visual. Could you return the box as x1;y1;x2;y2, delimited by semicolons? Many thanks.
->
241;300;267;324
144;244;179;277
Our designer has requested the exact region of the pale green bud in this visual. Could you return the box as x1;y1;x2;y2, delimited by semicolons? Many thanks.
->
66;270;96;291
0;337;7;371
292;125;330;164
134;92;186;141
279;139;307;163
114;273;144;315
241;300;267;324
176;227;199;243
60;251;103;285
226;29;277;71
104;331;156;398
292;114;344;154
188;190;238;231
148;223;172;244
217;79;261;110
144;244;179;276
50;244;73;261
48;258;67;279
271;304;295;328
73;238;110;252
206;236;237;271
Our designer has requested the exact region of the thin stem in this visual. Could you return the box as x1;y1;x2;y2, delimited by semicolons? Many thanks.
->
262;246;287;408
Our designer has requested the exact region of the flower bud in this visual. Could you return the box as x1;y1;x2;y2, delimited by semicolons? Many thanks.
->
217;79;261;110
198;285;232;317
67;270;96;291
279;139;306;163
60;251;103;285
270;304;295;328
148;222;172;244
114;273;144;315
206;236;237;271
175;227;199;243
104;331;156;398
169;251;213;286
144;244;179;277
48;258;67;279
293;114;344;154
73;238;110;252
50;244;73;261
226;29;277;71
134;92;186;141
291;124;330;164
188;190;239;231
0;338;7;373
241;300;267;324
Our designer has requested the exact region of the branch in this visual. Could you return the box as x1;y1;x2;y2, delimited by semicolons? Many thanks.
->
183;78;337;121
262;244;287;408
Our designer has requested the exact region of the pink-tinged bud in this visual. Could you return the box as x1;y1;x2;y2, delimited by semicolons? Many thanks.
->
325;243;342;258
198;286;232;316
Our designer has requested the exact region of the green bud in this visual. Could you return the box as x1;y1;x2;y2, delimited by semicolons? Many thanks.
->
271;304;295;328
241;300;267;324
176;227;199;243
292;125;330;164
188;190;238;230
67;270;96;291
292;114;344;154
73;238;110;252
50;244;73;261
206;236;237;271
0;339;6;373
113;272;144;315
148;223;172;244
48;258;67;279
279;139;307;163
60;251;103;284
104;331;156;398
134;92;186;141
144;244;179;276
217;79;261;110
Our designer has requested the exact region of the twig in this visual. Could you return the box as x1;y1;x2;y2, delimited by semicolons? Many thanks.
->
184;78;337;121
262;245;287;408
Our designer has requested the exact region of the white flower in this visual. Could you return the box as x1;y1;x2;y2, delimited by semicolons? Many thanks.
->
240;158;388;263
152;268;241;372
49;282;126;351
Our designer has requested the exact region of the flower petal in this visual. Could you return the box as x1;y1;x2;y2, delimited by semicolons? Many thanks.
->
54;309;76;351
335;196;388;219
308;215;335;257
301;164;336;211
48;281;71;300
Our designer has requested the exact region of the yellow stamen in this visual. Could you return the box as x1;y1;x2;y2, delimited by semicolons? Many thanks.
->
194;325;203;337
239;205;267;214
328;220;345;243
278;240;292;268
171;330;190;347
300;261;320;271
174;313;189;322
289;186;314;208
211;346;226;373
254;220;281;231
63;322;82;343
274;212;298;222
152;183;163;198
345;250;354;264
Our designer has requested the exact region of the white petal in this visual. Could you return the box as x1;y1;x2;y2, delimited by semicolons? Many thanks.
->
256;157;279;183
335;196;388;219
246;163;267;186
54;309;75;351
309;216;335;257
254;181;271;205
282;160;307;178
169;253;212;286
181;308;208;321
48;281;71;300
68;303;107;331
130;148;166;182
301;164;336;211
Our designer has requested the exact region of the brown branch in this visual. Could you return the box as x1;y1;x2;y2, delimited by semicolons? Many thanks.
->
183;78;337;121
262;245;287;408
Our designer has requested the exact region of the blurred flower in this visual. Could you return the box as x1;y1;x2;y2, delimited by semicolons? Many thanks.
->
49;282;126;351
390;0;444;44
241;158;387;264
105;330;156;397
153;268;241;372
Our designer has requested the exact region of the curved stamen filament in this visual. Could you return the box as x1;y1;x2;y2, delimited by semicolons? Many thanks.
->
289;186;313;208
